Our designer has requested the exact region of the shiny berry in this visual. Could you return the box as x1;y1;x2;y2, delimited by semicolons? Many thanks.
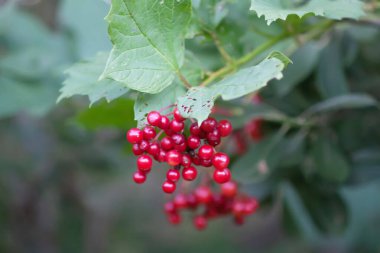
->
195;186;212;203
182;167;197;181
244;198;259;214
164;202;176;214
148;142;160;156
132;143;143;155
162;180;176;194
198;145;214;160
143;126;156;140
193;216;207;230
167;169;180;182
139;140;149;152
137;155;152;171
200;158;213;167
175;143;187;152
174;193;188;208
171;134;185;145
157;150;167;162
147;111;162;126
187;135;201;149
189;123;201;136
221;181;237;197
133;171;146;184
232;201;245;216
160;115;170;129
173;108;185;122
201;118;217;132
181;154;192;167
213;168;231;184
160;137;174;151
218;120;232;137
207;129;221;146
212;152;230;169
126;128;143;144
166;150;182;166
170;120;184;132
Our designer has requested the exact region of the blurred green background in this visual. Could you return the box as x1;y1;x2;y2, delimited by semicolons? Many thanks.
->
1;0;380;253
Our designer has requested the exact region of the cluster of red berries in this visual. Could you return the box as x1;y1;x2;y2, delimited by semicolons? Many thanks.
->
164;181;259;230
126;107;234;194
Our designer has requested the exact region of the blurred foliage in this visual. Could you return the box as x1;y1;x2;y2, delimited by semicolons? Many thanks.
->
0;0;380;253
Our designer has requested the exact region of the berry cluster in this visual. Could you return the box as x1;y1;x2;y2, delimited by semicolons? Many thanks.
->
164;181;259;230
126;107;234;194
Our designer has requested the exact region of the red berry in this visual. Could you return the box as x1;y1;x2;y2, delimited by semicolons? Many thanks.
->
195;186;212;203
139;140;150;152
189;123;201;136
218;120;232;137
187;135;201;149
171;134;185;145
182;167;197;181
162;180;176;194
192;155;201;166
200;158;213;167
137;155;152;171
132;143;143;155
234;216;245;225
143;126;156;140
157;150;167;162
207;129;221;146
198;145;214;160
160;137;174;151
181;154;192;167
166;150;182;166
193;216;207;230
212;152;230;169
173;193;188;208
244;198;259;215
175;143;187;152
170;120;184;133
186;193;198;209
168;213;181;225
167;169;180;182
201;118;217;132
126;128;143;144
164;202;176;214
221;181;237;197
148;142;160;156
232;201;245;216
147;111;162;126
213;168;231;184
160;115;170;129
173;108;185;122
247;119;263;141
133;171;146;184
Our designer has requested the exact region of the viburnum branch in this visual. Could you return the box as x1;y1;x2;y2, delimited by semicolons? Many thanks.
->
208;30;235;65
177;71;192;89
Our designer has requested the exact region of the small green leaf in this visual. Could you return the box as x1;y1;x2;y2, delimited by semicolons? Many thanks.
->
76;98;135;130
312;136;350;183
250;0;365;25
177;55;286;122
101;0;192;94
58;52;129;105
304;94;379;116
134;84;186;127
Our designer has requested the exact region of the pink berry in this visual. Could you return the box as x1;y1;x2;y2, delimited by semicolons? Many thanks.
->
220;181;237;197
193;216;207;230
133;171;146;184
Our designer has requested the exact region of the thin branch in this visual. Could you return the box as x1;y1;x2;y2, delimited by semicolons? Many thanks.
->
177;71;192;89
209;31;235;65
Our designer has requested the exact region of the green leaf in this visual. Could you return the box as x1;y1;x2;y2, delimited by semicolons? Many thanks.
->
76;98;135;130
304;94;379;116
250;0;365;25
177;54;286;122
134;84;186;127
58;52;129;105
311;136;350;183
268;51;292;67
101;0;192;94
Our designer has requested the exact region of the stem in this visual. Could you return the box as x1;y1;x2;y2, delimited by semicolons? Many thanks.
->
200;34;288;87
209;31;234;65
177;71;192;89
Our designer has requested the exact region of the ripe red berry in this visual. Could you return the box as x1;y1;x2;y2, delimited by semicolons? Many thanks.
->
182;166;197;181
147;111;162;126
234;216;245;225
244;198;259;215
170;120;184;132
148;142;160;156
198;145;214;160
173;108;185;122
162;180;176;194
168;213;181;225
221;181;237;197
195;186;212;203
157;150;167;162
207;129;221;146
193;215;207;230
201;117;217;132
139;140;150;152
173;193;188;208
213;168;231;184
186;193;198;209
218;120;232;137
133;171;146;184
200;158;213;167
212;152;230;169
181;154;192;167
247;119;263;141
232;201;245;216
160;115;170;129
187;135;201;149
166;150;182;166
143;126;156;140
132;143;143;155
160;136;174;151
167;169;180;182
190;123;201;136
174;143;187;152
126;128;143;144
191;155;201;166
171;134;185;145
137;155;152;171
164;202;176;214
